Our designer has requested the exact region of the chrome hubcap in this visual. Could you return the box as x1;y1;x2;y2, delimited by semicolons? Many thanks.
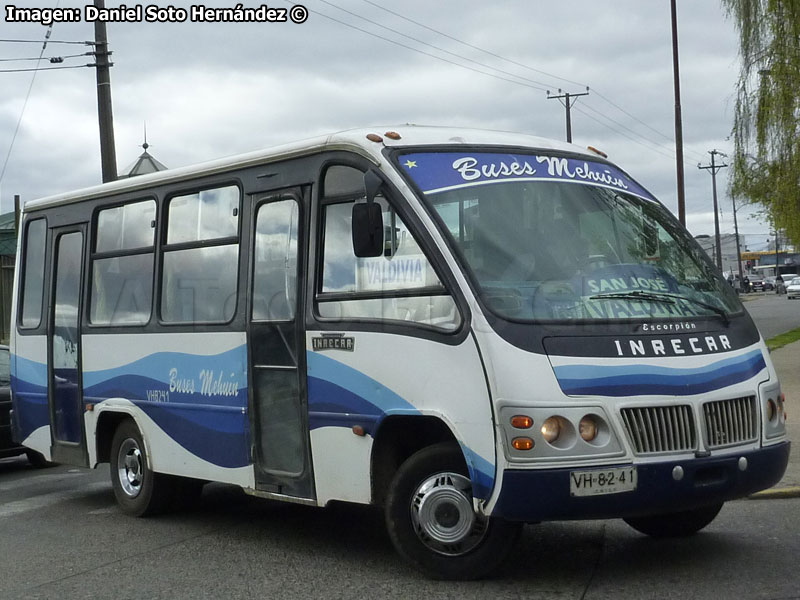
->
117;438;143;498
411;472;487;556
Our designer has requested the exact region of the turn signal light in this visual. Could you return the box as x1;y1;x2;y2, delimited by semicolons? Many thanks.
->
767;399;776;422
512;437;534;451
511;415;533;429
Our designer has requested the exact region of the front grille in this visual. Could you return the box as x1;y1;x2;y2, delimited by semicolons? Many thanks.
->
702;395;758;448
621;405;697;454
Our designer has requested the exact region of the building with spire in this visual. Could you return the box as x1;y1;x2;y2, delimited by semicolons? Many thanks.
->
119;128;167;178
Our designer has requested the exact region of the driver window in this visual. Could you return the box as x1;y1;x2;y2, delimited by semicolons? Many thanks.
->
317;165;461;331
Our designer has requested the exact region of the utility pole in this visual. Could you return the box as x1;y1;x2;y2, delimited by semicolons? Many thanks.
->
731;194;744;285
698;149;728;272
546;88;589;143
93;0;118;182
774;222;780;278
670;0;687;225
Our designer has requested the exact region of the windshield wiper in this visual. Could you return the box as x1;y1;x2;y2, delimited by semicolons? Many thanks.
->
589;290;729;325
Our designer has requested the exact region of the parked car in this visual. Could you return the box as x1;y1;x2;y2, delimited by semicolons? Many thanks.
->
787;277;800;299
0;345;49;466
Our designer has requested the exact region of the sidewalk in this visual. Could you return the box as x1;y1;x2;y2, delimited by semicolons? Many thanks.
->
749;339;800;499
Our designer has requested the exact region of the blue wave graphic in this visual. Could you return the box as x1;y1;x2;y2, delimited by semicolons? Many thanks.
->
307;352;494;499
13;354;48;388
136;402;250;468
83;345;248;408
11;354;50;440
554;349;766;396
11;348;251;468
10;386;49;441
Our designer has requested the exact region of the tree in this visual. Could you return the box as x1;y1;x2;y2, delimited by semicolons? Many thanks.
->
722;0;800;246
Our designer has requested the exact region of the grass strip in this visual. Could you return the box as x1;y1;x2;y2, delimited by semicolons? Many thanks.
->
766;327;800;352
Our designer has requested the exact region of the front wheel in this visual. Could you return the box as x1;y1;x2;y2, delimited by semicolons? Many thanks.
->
623;502;723;538
110;420;176;516
385;442;521;580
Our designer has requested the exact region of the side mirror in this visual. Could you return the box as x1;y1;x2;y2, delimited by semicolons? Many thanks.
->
364;169;382;204
352;202;384;257
352;169;385;258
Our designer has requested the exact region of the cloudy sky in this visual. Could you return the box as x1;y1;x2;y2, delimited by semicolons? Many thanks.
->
0;0;778;250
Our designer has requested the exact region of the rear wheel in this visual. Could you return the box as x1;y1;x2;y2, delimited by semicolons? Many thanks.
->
623;502;723;538
385;442;521;580
110;420;176;516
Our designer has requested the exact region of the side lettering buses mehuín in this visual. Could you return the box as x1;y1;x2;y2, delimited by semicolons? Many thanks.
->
10;127;789;579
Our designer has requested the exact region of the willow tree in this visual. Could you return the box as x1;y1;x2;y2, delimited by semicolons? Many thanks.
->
722;0;800;246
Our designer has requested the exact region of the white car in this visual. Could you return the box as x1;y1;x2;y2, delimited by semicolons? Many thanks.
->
787;277;800;299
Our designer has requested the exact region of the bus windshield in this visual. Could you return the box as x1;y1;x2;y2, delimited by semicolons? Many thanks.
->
398;151;742;322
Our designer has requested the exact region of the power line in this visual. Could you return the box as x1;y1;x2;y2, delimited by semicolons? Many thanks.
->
315;0;550;91
301;0;721;170
1;5;60;186
279;1;548;92
578;101;705;169
569;103;680;161
0;52;92;63
0;38;93;45
360;0;587;89
359;1;712;165
0;64;93;73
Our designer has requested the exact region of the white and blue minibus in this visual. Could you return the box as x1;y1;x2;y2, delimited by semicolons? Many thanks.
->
10;126;789;579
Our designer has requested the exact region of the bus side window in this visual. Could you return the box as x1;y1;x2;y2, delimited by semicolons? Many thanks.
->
161;185;240;323
252;199;299;321
19;218;47;329
90;200;156;326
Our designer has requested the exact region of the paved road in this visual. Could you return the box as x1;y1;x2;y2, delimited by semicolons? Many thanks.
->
743;292;800;339
1;456;799;600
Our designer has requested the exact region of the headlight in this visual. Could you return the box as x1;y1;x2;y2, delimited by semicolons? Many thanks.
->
541;417;561;443
579;416;598;441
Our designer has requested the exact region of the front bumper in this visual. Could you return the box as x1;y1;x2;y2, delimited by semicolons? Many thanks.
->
493;441;790;522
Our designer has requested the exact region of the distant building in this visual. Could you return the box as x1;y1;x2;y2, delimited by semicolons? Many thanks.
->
694;233;742;276
119;140;167;178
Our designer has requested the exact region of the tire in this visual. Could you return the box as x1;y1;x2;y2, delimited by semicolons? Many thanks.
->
385;442;521;580
25;450;54;468
110;420;176;516
623;502;723;538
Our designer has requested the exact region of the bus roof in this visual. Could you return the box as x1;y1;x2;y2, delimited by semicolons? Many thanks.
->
24;125;595;211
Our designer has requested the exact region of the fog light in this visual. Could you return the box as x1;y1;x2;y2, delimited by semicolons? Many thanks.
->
541;417;561;443
511;415;533;429
767;399;776;422
579;416;598;442
512;437;534;451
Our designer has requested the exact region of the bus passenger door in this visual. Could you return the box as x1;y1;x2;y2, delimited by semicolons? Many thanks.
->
247;192;314;499
48;227;88;466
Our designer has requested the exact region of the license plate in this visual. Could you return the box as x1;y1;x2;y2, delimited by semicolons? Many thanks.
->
569;466;637;497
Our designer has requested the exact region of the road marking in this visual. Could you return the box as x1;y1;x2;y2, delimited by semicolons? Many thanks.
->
0;482;110;519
